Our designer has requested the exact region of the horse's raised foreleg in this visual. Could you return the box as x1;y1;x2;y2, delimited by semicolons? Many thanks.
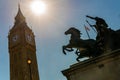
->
62;46;74;55
62;46;67;55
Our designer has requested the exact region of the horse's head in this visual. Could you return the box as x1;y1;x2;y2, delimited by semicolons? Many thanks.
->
65;27;81;36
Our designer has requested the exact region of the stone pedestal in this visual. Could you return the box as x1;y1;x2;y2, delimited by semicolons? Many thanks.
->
62;49;120;80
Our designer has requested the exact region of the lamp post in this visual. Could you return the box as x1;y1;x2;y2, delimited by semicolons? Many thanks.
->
27;59;32;80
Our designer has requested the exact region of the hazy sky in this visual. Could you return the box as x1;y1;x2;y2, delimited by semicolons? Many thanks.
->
0;0;120;80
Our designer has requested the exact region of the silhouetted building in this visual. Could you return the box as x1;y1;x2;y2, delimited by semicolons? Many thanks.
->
8;7;40;80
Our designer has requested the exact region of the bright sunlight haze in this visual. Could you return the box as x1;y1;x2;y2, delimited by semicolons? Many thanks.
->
30;0;46;15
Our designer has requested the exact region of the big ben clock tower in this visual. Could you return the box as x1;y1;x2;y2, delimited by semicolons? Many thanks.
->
8;7;40;80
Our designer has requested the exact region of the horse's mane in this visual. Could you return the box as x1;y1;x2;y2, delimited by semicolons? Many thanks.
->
70;27;81;34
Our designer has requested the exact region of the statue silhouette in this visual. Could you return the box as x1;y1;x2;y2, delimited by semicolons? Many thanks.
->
62;27;101;62
62;16;120;62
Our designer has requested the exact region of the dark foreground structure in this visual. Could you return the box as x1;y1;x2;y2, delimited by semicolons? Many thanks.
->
62;49;120;80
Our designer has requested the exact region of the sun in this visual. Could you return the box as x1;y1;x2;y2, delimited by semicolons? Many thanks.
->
30;0;46;15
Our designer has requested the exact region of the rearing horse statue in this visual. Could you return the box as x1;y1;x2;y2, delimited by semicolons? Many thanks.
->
62;27;101;61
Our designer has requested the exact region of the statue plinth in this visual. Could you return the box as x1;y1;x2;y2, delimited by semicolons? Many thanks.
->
62;49;120;80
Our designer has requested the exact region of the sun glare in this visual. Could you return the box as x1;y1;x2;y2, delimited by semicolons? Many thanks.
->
30;0;46;15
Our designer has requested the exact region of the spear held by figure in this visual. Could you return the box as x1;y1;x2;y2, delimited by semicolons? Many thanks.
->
86;15;108;28
86;19;97;33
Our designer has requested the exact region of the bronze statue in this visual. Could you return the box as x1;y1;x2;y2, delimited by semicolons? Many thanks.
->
62;27;101;61
63;16;120;62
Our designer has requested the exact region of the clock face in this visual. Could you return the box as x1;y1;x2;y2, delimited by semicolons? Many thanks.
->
12;35;18;42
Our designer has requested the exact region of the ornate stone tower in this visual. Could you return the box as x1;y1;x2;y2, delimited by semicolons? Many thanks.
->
8;7;40;80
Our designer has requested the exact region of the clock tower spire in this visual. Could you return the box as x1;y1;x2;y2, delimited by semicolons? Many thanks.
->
15;5;25;24
8;6;40;80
